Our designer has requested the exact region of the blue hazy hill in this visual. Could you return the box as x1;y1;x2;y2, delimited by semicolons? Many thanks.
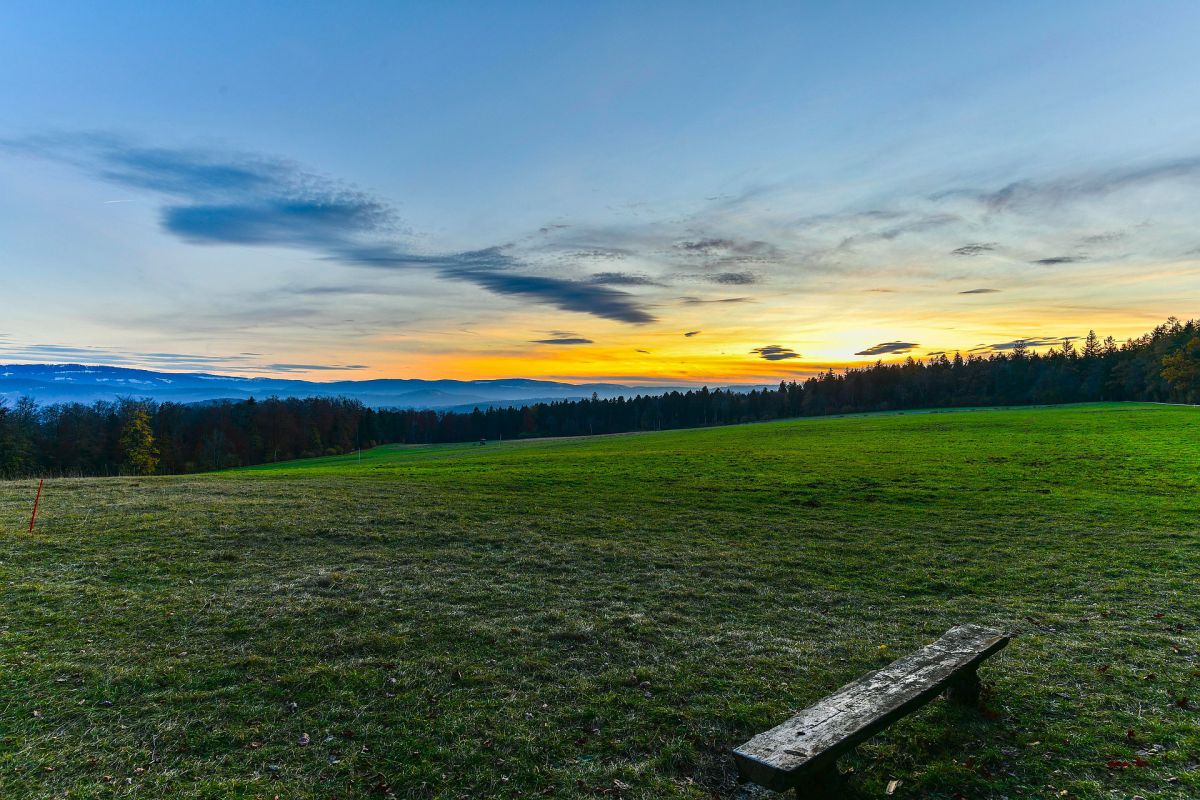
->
0;364;759;410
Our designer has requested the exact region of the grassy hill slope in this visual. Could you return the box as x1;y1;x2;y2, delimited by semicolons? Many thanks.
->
1;403;1197;798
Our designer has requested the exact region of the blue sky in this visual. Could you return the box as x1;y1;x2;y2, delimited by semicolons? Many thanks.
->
2;1;1199;382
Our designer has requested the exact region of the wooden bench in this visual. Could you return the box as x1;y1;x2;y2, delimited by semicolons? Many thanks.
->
733;624;1009;797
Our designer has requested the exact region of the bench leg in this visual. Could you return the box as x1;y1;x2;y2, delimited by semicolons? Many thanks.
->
944;667;982;705
793;764;845;799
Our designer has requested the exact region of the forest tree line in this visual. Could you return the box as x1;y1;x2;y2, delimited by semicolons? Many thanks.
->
3;316;1200;478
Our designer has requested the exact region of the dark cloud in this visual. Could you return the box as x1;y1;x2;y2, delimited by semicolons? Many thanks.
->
456;259;654;324
164;199;392;247
679;296;751;305
710;271;758;285
5;133;655;324
959;288;1000;294
5;132;282;195
684;331;701;337
985;336;1080;351
339;245;657;324
7;133;396;250
855;341;920;356
676;238;735;254
673;237;780;264
751;345;800;361
1079;231;1126;245
952;243;997;256
587;271;663;287
530;337;593;345
281;283;413;297
1031;255;1087;265
675;270;760;285
565;247;628;261
925;351;946;357
635;349;650;354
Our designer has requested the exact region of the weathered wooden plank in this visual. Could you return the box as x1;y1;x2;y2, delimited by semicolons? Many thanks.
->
734;624;1008;792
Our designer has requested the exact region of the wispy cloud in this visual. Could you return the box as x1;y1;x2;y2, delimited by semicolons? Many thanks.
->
530;337;593;345
266;363;369;372
0;339;371;374
959;288;1000;294
684;330;701;337
855;341;920;356
969;158;1200;212
838;214;959;250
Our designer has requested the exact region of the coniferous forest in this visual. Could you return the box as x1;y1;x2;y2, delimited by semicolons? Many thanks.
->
3;317;1200;478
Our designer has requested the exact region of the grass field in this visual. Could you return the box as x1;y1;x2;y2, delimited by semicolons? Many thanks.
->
1;403;1198;799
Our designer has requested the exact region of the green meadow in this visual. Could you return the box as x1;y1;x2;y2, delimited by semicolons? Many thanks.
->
1;403;1197;799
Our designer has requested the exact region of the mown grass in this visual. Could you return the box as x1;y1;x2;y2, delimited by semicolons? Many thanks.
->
1;403;1197;799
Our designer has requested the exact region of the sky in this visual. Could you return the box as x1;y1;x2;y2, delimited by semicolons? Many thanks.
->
2;1;1200;384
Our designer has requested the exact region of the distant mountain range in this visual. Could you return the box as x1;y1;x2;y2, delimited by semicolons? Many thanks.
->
0;364;764;410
